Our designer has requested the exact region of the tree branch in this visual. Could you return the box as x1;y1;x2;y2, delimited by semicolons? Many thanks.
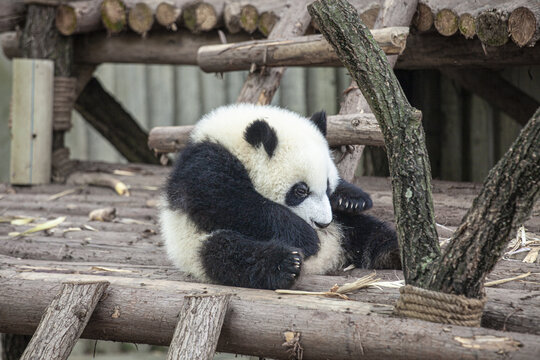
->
308;0;441;285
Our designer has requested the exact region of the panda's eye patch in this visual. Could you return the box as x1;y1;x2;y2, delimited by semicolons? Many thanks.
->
285;182;310;206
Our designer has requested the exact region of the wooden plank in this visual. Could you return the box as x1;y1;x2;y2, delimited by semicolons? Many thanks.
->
468;94;495;182
1;271;539;359
20;281;109;360
279;67;307;115
175;65;203;125
147;65;175;127
10;58;54;185
167;295;231;360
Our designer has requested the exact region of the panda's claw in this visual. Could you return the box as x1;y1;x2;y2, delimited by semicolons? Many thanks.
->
291;251;300;255
338;198;342;206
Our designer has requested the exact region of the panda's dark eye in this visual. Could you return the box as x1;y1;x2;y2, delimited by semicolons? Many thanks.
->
294;183;309;198
285;182;310;206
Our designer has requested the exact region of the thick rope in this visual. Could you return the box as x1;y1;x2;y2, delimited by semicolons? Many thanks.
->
394;285;486;327
53;77;77;131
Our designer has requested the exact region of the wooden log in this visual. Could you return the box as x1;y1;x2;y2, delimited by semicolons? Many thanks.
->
167;295;231;360
10;59;54;185
75;77;160;164
476;9;509;47
309;0;440;285
223;2;259;34
440;68;540;126
147;113;384;153
434;8;458;36
1;271;540;359
395;31;540;68
156;1;182;30
258;10;278;37
4;29;540;69
458;12;475;39
72;30;256;65
182;1;218;33
128;2;154;36
412;3;433;32
509;5;540;47
101;0;127;34
19;281;109;360
55;1;101;36
197;27;409;72
0;0;26;32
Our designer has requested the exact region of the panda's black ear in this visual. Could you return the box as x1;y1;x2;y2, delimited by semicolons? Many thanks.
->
310;110;327;136
244;119;278;157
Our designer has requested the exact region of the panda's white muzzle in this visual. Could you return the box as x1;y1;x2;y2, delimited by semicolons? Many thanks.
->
290;194;333;229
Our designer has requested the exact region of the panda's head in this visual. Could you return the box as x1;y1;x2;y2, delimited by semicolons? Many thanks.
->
191;104;340;229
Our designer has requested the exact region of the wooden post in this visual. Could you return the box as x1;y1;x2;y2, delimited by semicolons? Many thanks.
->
10;59;54;185
167;294;231;360
20;281;109;360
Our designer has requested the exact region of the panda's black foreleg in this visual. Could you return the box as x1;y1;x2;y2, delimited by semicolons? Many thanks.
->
167;141;320;257
330;179;373;214
200;230;302;290
336;212;402;269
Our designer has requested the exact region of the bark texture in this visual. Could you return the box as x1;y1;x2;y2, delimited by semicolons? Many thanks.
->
309;0;441;285
2;272;539;360
424;109;540;297
197;28;408;72
75;77;160;164
167;295;231;360
20;281;109;360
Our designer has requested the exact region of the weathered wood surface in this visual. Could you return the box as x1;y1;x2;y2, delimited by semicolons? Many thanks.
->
167;294;231;360
3;30;540;68
148;113;384;153
20;281;109;360
0;254;538;335
413;0;540;47
1;269;540;359
310;0;440;286
197;27;408;72
0;0;26;32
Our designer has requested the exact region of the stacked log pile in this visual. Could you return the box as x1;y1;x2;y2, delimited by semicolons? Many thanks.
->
413;0;540;47
1;1;540;69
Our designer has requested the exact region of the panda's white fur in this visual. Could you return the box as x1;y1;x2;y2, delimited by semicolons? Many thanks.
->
161;103;346;279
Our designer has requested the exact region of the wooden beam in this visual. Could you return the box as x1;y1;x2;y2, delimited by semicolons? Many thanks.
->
1;271;539;359
0;0;26;32
75;77;160;164
0;254;538;335
440;68;540;126
167;295;231;360
197;27;409;73
147;113;384;154
3;30;539;68
20;281;109;360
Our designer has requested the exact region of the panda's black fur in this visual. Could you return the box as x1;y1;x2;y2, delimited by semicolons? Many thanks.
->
161;104;400;290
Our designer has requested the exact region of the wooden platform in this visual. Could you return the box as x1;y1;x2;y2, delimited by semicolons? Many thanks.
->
1;161;539;358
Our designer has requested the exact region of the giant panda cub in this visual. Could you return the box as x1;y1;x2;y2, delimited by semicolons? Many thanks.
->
161;104;400;290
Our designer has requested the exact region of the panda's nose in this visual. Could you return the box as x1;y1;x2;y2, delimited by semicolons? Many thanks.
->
314;221;331;229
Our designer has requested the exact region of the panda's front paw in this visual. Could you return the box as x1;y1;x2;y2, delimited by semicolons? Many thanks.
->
331;181;372;214
262;247;302;289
